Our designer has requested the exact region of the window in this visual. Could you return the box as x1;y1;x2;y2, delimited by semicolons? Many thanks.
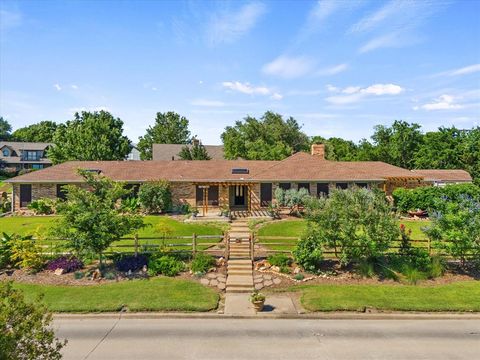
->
32;164;44;170
298;183;310;192
278;183;291;190
232;168;249;174
196;185;219;206
56;184;68;200
260;183;272;206
24;151;40;161
336;182;348;190
355;183;368;188
2;148;9;156
317;183;329;196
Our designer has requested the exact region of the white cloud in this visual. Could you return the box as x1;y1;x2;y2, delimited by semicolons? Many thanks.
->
206;2;266;45
262;55;314;79
325;83;404;104
415;94;464;111
316;63;349;76
358;32;401;53
191;99;225;107
53;84;62;91
71;84;78;90
222;81;283;100
435;63;480;77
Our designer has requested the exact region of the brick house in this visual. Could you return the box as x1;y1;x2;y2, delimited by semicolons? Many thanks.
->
5;144;472;212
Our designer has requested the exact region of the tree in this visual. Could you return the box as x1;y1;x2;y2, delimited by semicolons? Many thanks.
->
137;112;191;160
178;141;211;160
0;281;65;360
12;121;58;142
461;127;480;185
0;117;12;140
138;180;172;214
48;111;132;164
296;187;399;267
52;170;144;265
221;111;310;160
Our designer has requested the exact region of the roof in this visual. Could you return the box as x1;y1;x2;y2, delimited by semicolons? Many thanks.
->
152;144;224;160
6;152;426;184
0;141;52;152
1;141;53;165
411;169;472;182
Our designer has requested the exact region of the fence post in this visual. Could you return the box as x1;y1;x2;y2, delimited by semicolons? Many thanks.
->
134;233;139;256
192;233;197;256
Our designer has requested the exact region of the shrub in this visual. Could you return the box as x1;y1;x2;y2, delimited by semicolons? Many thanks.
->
294;273;304;281
9;235;45;273
357;260;375;278
0;232;14;269
427;256;445;278
28;198;56;215
74;271;84;279
138;180;172;214
267;253;292;267
120;197;140;213
0;282;66;360
46;256;83;273
280;266;290;274
190;253;216;273
103;271;116;280
0;192;10;213
402;265;426;285
293;227;323;273
114;254;148;272
148;255;184;277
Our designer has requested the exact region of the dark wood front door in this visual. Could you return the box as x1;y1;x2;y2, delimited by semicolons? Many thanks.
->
230;185;248;208
260;183;272;206
20;184;32;207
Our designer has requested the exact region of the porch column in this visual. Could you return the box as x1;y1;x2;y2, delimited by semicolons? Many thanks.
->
248;185;252;214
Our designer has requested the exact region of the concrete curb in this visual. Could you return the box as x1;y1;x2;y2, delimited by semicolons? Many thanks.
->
53;311;480;321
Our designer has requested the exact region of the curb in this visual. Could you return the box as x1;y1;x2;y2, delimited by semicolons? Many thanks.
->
53;311;480;321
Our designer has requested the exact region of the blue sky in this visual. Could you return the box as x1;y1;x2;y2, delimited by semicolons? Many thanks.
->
1;0;479;144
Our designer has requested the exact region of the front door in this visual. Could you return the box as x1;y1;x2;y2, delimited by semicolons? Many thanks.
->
229;185;248;208
20;184;32;208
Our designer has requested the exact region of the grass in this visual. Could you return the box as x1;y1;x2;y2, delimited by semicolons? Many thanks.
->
295;281;480;312
256;219;432;251
12;277;219;312
0;216;225;252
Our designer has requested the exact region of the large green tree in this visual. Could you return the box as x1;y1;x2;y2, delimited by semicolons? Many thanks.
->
12;121;58;142
221;111;309;160
178;141;211;160
48;111;132;164
0;117;12;141
137;112;191;160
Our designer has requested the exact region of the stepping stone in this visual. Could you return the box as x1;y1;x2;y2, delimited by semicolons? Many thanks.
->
217;276;226;282
207;273;217;279
210;279;218;286
254;283;264;290
264;280;273;287
200;278;210;286
264;274;272;280
217;283;226;290
273;278;282;285
253;275;263;280
254;278;263;284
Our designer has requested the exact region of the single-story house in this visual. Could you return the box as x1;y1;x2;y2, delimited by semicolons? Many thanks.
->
5;144;472;213
411;169;472;186
0;141;53;170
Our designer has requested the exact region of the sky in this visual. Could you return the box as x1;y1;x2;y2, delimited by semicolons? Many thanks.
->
1;0;479;144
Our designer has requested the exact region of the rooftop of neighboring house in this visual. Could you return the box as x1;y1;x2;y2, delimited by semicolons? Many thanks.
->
0;141;53;164
411;169;472;182
152;142;224;160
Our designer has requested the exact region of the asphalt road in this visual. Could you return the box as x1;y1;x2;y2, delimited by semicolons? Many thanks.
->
54;317;480;360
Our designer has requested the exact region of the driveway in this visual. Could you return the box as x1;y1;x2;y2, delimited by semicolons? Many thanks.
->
54;317;480;360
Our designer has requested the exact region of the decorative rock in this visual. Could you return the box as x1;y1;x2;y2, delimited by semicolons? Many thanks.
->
91;269;101;280
207;273;217;279
217;276;226;282
254;283;264;290
264;279;273;287
200;278;210;286
270;266;280;272
208;267;216;272
273;278;281;285
253;275;263;280
54;268;64;276
216;257;226;266
142;265;147;273
254;277;263;284
263;274;272;280
217;283;226;290
210;279;219;286
293;267;301;274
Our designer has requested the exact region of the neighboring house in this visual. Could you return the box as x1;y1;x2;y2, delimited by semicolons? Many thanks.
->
7;144;445;211
152;141;224;160
411;169;472;186
0;141;53;170
126;144;141;161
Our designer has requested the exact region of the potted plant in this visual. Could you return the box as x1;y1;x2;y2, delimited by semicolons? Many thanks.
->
249;291;266;312
191;208;199;219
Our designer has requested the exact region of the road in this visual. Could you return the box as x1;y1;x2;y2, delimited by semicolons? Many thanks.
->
54;317;480;360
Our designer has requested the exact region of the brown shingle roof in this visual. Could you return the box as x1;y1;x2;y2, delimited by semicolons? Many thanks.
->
7;152;428;184
152;144;224;160
411;169;472;182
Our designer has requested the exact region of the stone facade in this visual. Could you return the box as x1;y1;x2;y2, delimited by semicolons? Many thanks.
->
170;182;196;208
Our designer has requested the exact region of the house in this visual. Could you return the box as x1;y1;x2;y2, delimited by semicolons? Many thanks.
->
411;169;472;186
8;144;447;212
126;144;141;161
152;141;224;160
0;141;53;170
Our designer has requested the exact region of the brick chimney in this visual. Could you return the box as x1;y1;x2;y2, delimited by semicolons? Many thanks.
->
311;144;325;159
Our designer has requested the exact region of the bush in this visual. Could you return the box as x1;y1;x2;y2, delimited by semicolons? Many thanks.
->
0;282;66;360
190;253;216;273
9;235;45;273
74;271;84;279
0;192;11;213
114;254;148;272
27;198;56;215
46;256;83;273
293;227;323;273
148;255;184;277
294;273;304;281
103;271;116;280
402;265;426;285
393;183;480;213
138;180;172;214
267;253;292;267
0;232;14;269
121;197;140;213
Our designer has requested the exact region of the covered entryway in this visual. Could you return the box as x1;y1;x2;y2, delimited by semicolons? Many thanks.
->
230;185;249;210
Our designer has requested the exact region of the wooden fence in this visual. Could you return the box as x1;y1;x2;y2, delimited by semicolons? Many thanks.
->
38;233;227;257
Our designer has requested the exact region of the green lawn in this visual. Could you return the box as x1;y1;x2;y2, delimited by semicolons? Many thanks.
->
12;277;219;312
0;216;225;252
256;219;431;251
294;281;480;312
